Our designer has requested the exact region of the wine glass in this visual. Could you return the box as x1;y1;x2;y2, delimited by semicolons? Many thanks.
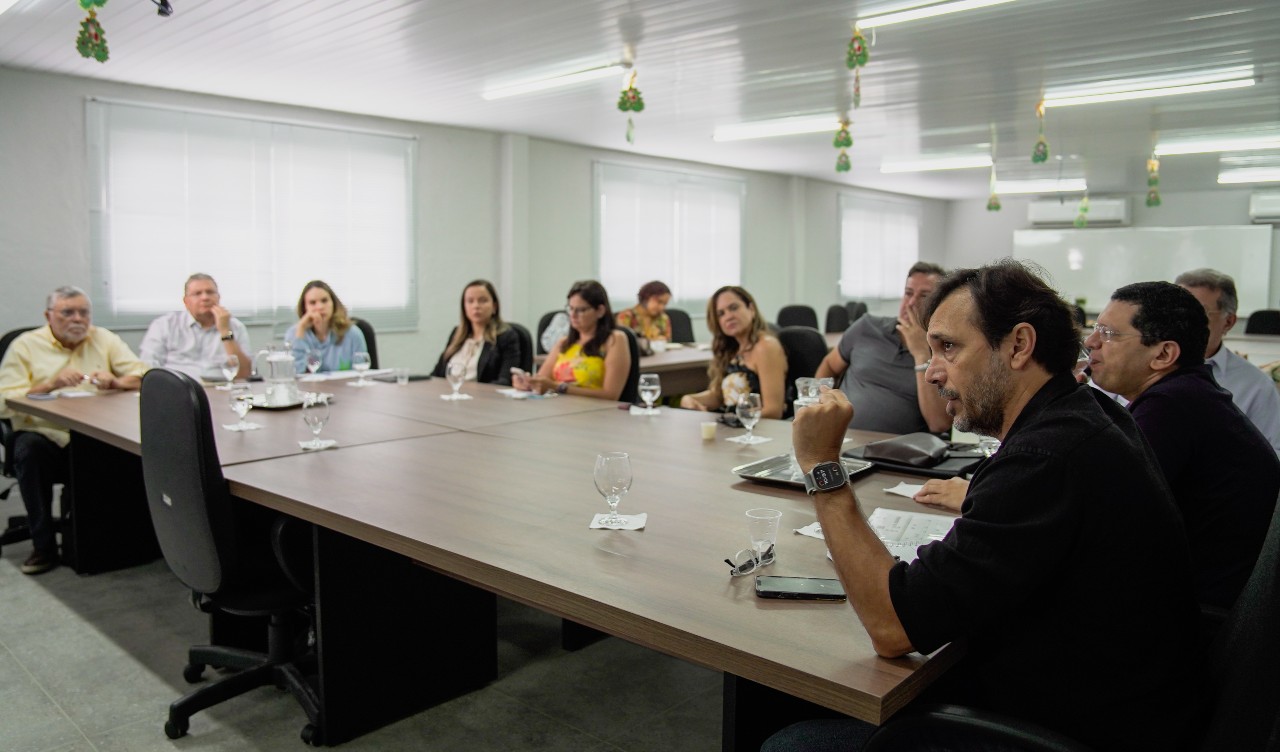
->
736;393;763;444
304;350;322;378
227;388;256;431
351;351;372;387
637;373;661;414
301;393;330;449
216;354;239;390
746;508;783;567
446;359;466;399
593;452;632;528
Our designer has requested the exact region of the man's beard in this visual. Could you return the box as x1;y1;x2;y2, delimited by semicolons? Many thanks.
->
939;351;1009;438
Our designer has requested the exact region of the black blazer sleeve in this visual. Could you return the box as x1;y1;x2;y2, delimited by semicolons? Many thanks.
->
431;327;459;378
479;328;522;386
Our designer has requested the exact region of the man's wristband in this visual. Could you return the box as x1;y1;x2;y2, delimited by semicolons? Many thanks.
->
220;332;235;341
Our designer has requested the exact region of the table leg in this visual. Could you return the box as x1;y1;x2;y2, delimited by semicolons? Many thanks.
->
61;433;160;574
722;674;846;752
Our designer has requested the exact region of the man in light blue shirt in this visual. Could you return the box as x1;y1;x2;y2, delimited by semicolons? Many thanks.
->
1177;268;1280;455
139;273;251;382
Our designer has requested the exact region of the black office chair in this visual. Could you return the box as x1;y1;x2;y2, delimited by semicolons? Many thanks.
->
862;497;1280;752
351;317;378;369
1072;305;1086;327
776;326;829;419
507;321;534;374
667;307;696;344
1245;310;1280;335
1;326;38;552
139;369;323;745
845;300;869;323
777;305;819;330
825;304;850;334
618;326;642;404
536;310;564;355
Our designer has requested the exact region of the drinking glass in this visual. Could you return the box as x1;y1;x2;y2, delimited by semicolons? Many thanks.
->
735;393;764;444
593;452;632;528
446;359;466;399
978;436;1002;458
1073;347;1090;380
305;350;322;377
351;351;372;387
746;508;783;567
227;388;256;431
301;393;330;449
637;373;661;414
217;354;239;390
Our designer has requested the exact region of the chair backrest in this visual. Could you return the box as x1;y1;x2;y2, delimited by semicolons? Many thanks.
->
845;300;869;323
825;304;850;334
507;322;534;373
536;310;563;355
776;326;829;418
1198;496;1280;751
1;327;38;478
618;326;641;404
1245;310;1280;335
139;369;237;596
667;307;696;344
778;305;819;330
1072;305;1086;327
351;317;379;369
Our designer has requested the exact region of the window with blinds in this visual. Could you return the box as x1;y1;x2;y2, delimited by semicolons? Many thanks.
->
595;162;743;306
86;100;417;330
839;193;922;300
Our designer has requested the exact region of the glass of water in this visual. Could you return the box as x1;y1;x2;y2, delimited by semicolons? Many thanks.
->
746;508;783;567
593;452;632;528
350;351;372;387
301;393;330;449
734;393;764;444
227;387;257;431
217;354;239;390
446;359;466;399
305;350;322;377
638;373;661;414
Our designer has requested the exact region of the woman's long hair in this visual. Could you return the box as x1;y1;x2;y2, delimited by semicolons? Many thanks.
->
564;280;615;358
705;286;766;389
443;280;507;361
295;280;353;344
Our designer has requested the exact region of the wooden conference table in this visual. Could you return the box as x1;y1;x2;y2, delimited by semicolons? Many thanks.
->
9;378;959;749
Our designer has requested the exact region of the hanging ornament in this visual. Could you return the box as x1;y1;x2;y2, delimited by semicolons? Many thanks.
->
853;68;862;109
846;27;869;69
1074;195;1090;228
617;69;644;145
986;125;1001;211
76;0;110;63
833;120;852;173
836;150;851;173
1032;99;1049;164
1146;157;1162;207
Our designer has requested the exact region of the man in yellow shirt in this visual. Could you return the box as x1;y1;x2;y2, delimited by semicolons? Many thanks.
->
0;286;147;574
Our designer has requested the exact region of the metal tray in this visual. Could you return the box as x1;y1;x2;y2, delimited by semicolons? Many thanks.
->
731;454;875;489
250;392;334;410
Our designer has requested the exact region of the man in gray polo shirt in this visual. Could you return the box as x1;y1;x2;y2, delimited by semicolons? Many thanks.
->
816;262;950;434
139;273;251;381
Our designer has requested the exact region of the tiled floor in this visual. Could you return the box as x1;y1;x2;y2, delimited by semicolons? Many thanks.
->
0;531;722;752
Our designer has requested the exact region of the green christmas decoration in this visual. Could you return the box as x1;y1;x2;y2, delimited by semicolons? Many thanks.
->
1031;100;1048;163
835;150;851;173
76;9;109;63
853;68;862;109
78;0;106;8
1145;157;1161;207
618;70;643;145
833;125;852;149
846;28;869;69
987;193;1002;212
1073;195;1090;228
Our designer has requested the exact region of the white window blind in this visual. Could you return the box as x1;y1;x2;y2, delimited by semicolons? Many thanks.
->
86;100;416;330
596;162;743;305
839;194;921;299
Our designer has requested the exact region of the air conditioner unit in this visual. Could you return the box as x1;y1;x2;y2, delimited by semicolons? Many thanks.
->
1027;197;1131;227
1249;192;1280;224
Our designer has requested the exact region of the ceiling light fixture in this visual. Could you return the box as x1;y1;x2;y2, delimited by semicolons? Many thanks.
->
855;0;1018;29
1218;169;1280;185
1043;66;1255;107
1156;134;1280;156
712;115;842;142
481;63;629;101
0;0;22;16
994;178;1088;194
880;154;993;173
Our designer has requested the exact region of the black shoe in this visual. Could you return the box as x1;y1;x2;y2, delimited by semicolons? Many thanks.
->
20;550;59;575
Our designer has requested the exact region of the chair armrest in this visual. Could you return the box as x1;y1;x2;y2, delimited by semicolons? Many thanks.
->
270;516;315;596
864;704;1098;752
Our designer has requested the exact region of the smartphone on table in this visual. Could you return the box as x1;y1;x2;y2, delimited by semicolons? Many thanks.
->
754;576;847;601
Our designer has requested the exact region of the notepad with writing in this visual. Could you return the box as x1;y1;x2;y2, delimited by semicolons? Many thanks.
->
867;508;955;564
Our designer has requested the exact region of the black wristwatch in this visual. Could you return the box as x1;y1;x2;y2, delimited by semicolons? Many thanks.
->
220;332;235;341
803;460;849;495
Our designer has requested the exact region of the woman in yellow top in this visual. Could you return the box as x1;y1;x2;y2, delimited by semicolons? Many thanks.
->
679;285;787;419
514;280;632;401
615;280;673;345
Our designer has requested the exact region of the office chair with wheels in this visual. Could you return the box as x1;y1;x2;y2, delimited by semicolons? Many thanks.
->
351;317;378;369
845;301;869;323
1246;310;1280;335
139;369;323;746
776;326;829;419
507;322;534;374
825;305;850;334
777;305;819;330
1;326;39;551
862;495;1280;752
618;326;641;404
667;307;696;344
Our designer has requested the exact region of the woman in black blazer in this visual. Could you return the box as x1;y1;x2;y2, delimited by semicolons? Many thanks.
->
432;280;522;385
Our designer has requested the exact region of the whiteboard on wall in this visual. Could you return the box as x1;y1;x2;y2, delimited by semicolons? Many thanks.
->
1012;226;1273;316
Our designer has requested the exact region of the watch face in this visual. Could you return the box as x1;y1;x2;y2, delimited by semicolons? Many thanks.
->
812;462;845;489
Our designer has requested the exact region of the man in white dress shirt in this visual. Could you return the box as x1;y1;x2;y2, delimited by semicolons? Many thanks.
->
139;274;251;381
1176;268;1280;455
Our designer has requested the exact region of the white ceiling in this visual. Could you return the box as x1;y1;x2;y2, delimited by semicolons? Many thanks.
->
1;0;1277;199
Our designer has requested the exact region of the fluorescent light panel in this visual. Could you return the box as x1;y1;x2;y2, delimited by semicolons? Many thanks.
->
856;0;1018;29
1218;169;1280;185
713;116;841;142
880;154;992;173
482;64;627;101
1044;66;1255;107
994;179;1087;194
1156;135;1280;156
0;0;21;14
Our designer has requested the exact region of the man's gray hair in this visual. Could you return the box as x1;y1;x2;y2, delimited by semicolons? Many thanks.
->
46;285;91;311
184;273;218;295
1174;268;1238;317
